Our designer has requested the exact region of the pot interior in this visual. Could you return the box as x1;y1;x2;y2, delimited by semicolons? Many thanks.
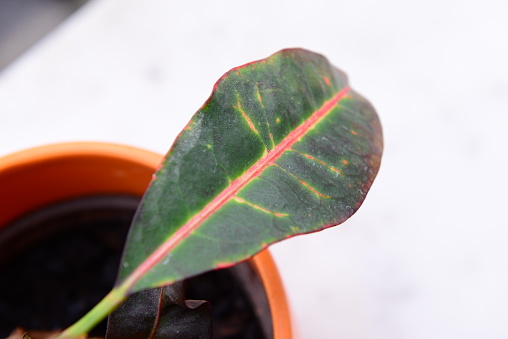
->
0;195;272;338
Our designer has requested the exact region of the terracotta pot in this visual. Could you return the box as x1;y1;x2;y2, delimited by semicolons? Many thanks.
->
0;142;292;338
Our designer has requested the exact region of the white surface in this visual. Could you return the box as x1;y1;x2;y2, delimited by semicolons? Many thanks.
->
1;0;508;338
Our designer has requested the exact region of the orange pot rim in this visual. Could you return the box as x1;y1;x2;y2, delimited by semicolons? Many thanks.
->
0;142;292;338
0;142;161;173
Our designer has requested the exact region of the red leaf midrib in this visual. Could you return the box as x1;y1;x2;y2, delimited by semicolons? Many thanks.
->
123;86;351;291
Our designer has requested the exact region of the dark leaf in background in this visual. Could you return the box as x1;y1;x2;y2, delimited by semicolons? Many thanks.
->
106;283;212;339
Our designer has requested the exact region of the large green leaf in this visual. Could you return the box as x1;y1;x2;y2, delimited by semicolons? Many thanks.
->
118;48;383;294
57;48;383;338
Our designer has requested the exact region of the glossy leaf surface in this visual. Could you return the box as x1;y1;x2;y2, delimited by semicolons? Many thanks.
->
119;48;383;293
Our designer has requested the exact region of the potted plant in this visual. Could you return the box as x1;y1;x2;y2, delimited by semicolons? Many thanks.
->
0;48;383;339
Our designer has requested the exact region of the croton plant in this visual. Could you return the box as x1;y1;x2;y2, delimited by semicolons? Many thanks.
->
23;48;383;338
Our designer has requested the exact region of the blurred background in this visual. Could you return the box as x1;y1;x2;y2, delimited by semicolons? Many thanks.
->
1;0;507;338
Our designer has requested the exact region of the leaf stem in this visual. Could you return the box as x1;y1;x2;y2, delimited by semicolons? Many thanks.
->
54;285;128;339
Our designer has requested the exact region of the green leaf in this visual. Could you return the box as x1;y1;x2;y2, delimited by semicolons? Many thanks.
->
118;48;383;293
105;282;212;339
57;48;383;339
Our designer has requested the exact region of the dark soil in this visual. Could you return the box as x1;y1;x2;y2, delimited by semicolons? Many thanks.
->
0;195;269;338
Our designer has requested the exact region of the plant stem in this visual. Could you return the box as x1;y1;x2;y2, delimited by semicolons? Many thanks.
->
54;285;128;339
